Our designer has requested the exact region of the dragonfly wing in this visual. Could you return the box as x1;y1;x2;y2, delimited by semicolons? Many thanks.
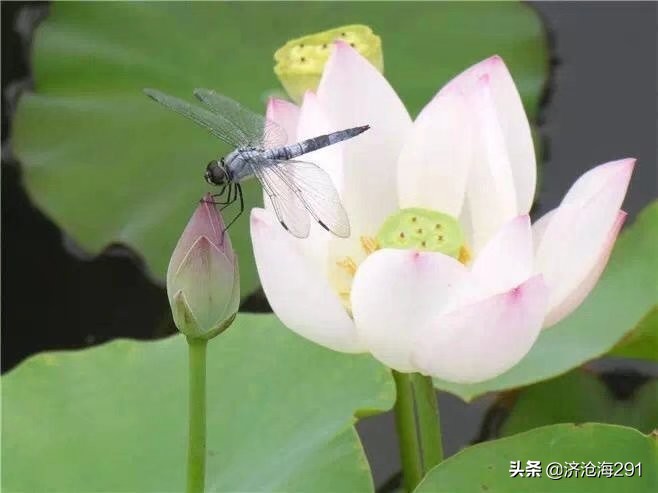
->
269;159;350;238
261;120;289;149
194;89;287;149
144;88;247;148
249;157;311;238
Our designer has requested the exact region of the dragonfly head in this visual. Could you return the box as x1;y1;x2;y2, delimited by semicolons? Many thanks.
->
205;159;229;186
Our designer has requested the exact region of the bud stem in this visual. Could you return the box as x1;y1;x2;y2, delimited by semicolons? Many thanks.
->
186;337;208;493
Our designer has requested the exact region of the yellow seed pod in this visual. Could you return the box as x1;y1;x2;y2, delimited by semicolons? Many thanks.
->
274;25;384;103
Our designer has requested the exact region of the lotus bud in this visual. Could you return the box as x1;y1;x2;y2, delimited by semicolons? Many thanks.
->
166;194;239;340
274;24;384;103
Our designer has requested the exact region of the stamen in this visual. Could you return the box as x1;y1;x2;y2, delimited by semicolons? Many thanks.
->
333;236;380;316
360;236;379;255
338;291;353;314
337;257;358;276
458;246;472;265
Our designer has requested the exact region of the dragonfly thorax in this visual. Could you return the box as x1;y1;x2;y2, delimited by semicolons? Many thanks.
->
205;159;230;186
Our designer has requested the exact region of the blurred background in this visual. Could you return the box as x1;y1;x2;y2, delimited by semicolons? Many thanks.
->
2;1;656;489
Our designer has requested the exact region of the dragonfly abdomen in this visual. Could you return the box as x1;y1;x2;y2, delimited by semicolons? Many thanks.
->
273;125;370;160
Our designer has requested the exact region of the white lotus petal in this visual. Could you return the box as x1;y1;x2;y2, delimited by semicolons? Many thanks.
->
317;41;412;236
351;248;468;371
561;158;635;208
445;55;536;213
412;275;548;383
543;211;626;327
531;208;557;252
464;72;518;252
398;84;473;216
470;215;533;299
536;159;634;314
250;208;363;352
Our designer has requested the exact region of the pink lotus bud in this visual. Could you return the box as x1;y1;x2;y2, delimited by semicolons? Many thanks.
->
166;194;239;339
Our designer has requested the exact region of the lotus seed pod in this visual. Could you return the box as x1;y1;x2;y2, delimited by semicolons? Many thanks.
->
376;208;466;260
274;25;383;103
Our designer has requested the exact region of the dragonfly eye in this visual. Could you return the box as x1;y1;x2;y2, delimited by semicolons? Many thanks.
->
205;160;228;186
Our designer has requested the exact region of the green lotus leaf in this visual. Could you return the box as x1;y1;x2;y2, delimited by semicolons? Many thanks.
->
416;424;658;493
1;313;394;492
501;371;658;436
609;307;658;362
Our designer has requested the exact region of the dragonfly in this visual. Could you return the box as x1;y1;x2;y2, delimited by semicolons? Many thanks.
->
144;88;370;238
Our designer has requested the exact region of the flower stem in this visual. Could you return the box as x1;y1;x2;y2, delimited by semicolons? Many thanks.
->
186;337;208;493
412;373;443;471
392;370;423;492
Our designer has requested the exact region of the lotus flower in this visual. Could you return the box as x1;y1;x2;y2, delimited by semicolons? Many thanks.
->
167;194;240;339
251;42;633;383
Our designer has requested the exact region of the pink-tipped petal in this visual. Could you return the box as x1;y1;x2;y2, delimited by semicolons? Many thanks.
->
317;41;412;236
250;208;363;352
536;160;634;319
412;275;548;383
447;56;537;215
351;248;468;372
469;215;534;299
560;158;635;207
266;97;300;145
398;85;473;216
543;211;626;327
464;73;519;252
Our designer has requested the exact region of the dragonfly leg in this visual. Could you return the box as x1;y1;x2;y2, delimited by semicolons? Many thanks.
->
202;183;234;206
212;183;228;198
219;183;236;210
222;183;244;234
205;185;233;206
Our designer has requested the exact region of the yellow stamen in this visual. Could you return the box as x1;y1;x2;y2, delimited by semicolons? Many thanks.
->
458;245;472;265
334;236;379;315
338;291;353;314
337;257;358;276
360;236;379;255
